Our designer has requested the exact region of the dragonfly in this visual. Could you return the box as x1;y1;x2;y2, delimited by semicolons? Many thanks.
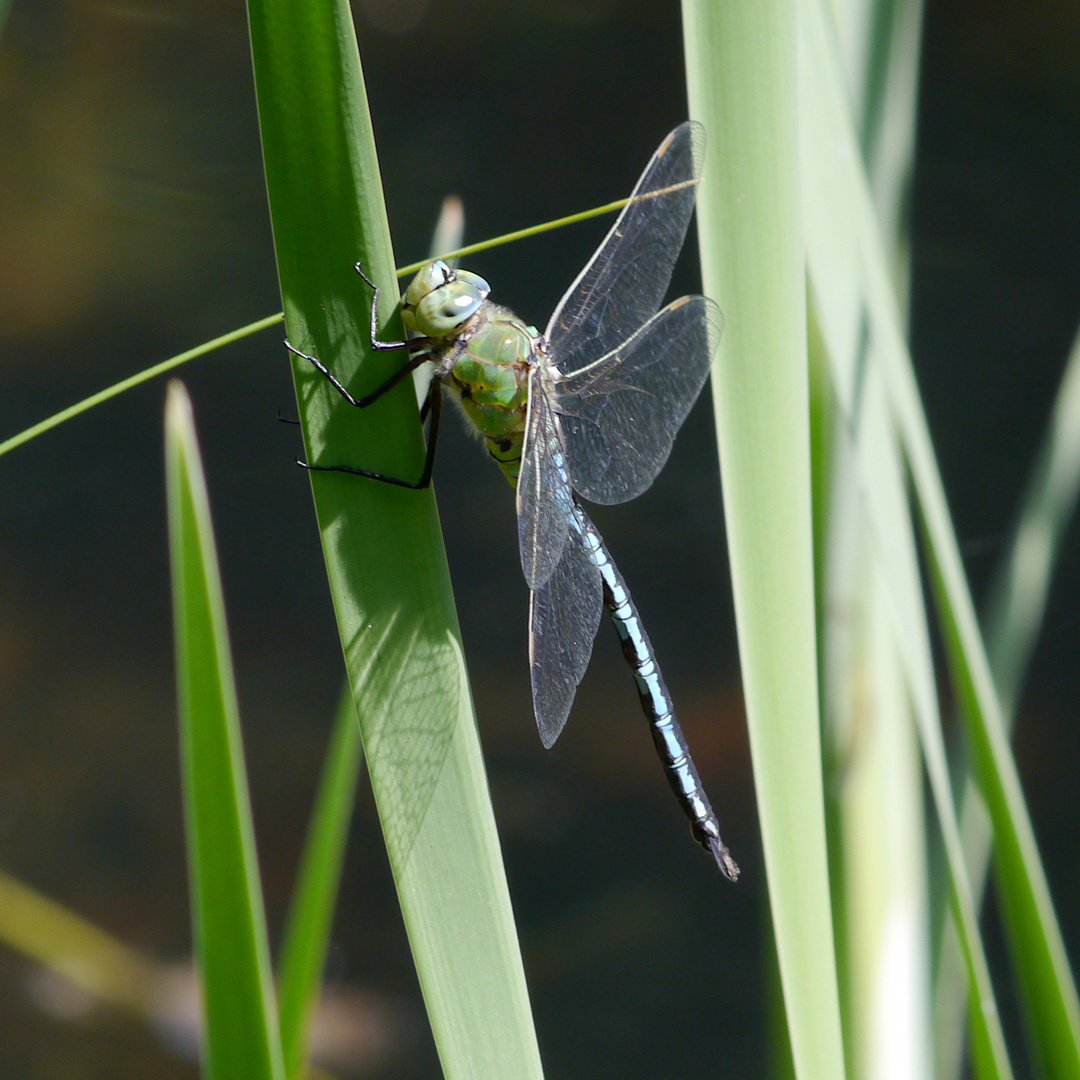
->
286;121;737;879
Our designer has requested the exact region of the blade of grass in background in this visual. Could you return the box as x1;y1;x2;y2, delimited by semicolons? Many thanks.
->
0;202;621;464
835;0;925;307
984;320;1080;721
411;195;466;411
0;868;164;1016
936;318;1080;1079
849;56;1080;1080
682;5;846;1080
812;307;932;1080
802;1;1080;1076
0;314;283;461
816;4;930;1079
799;2;1013;1075
245;2;543;1077
166;381;285;1080
276;685;363;1080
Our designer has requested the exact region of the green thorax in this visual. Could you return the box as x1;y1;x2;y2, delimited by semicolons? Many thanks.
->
439;302;537;487
398;259;541;488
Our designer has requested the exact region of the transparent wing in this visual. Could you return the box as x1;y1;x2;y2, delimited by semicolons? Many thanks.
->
543;121;706;377
552;295;722;505
529;524;604;748
517;370;575;591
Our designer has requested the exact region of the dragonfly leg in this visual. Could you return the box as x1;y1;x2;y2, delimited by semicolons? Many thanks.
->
284;338;430;409
296;383;442;491
354;262;432;354
419;383;434;423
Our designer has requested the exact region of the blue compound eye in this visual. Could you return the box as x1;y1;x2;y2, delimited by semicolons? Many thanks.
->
401;261;490;336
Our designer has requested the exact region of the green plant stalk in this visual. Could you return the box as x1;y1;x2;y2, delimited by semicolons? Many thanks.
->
394;195;636;277
817;3;930;1078
842;0;925;309
925;526;1080;1080
799;2;1013;1075
801;1;1080;1076
276;685;363;1080
0;200;642;465
815;338;932;1080
984;319;1080;720
0;867;163;1015
0;313;283;460
683;5;846;1079
851;58;1080;1080
244;1;542;1077
938;317;1080;1079
167;381;285;1080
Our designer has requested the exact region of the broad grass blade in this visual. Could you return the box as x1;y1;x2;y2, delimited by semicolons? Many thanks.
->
166;381;285;1080
802;0;1080;1075
682;4;847;1079
244;3;543;1077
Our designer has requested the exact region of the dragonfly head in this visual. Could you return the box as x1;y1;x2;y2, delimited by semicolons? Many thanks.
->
401;259;490;338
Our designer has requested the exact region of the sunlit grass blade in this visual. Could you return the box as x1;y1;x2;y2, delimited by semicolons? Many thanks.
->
244;2;542;1078
850;62;1080;1080
811;274;1011;1079
815;5;931;1080
834;0;925;307
429;196;465;269
0;867;163;1015
682;5;846;1079
165;381;285;1080
813;324;933;1080
801;1;1080;1076
800;3;1013;1075
276;685;363;1080
984;320;1080;719
411;196;467;412
936;316;1080;1077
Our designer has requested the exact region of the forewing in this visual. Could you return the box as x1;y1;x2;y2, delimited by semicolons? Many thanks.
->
529;526;604;748
554;295;722;504
544;122;705;377
517;371;575;590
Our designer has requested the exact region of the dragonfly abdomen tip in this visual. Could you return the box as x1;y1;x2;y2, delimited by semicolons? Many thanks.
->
709;838;740;882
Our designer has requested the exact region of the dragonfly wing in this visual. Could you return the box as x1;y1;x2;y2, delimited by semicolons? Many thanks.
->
544;121;706;377
554;295;722;504
529;521;604;748
517;371;575;590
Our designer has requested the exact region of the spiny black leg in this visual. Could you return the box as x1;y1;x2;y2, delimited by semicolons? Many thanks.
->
284;339;429;410
298;461;428;490
296;383;442;491
354;262;432;353
413;382;441;487
356;353;432;407
277;408;301;425
285;266;433;408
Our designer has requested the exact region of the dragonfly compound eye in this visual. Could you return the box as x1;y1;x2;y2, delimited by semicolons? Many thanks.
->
403;260;451;306
404;268;491;338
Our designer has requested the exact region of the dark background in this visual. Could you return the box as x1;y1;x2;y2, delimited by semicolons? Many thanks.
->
0;0;1077;1077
